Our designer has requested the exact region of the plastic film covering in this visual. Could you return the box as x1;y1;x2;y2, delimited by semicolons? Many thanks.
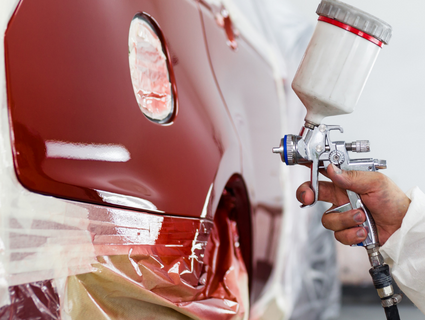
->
0;198;248;319
0;280;60;319
62;196;248;319
0;105;98;309
200;0;340;317
218;0;340;319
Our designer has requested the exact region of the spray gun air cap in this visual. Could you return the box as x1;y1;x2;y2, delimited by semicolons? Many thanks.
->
292;0;392;125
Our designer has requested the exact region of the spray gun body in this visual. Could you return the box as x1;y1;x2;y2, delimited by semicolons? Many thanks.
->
273;123;384;248
274;120;402;314
273;1;402;317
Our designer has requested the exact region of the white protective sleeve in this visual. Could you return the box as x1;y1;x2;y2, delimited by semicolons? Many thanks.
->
380;186;425;314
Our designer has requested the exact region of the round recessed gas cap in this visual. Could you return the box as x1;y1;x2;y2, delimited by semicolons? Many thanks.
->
128;13;176;123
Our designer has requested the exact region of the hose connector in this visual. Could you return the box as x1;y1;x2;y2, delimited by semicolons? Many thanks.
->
368;257;402;319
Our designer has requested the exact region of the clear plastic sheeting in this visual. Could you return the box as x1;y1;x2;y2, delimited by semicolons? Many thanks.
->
216;0;341;319
0;200;248;319
4;202;97;287
0;280;60;320
250;196;340;320
61;199;248;319
281;200;340;320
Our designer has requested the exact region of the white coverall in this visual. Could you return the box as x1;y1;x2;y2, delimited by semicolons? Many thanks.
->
381;187;425;314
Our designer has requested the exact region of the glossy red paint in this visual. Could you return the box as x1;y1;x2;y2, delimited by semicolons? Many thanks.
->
2;0;287;313
5;0;240;218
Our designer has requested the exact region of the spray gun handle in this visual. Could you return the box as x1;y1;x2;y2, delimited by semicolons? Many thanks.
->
301;158;320;208
348;190;380;247
311;158;320;205
325;190;379;247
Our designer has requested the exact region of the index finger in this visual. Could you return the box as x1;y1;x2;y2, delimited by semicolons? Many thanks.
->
296;180;349;206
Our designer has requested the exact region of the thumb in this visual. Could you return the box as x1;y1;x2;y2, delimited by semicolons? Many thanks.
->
327;164;381;194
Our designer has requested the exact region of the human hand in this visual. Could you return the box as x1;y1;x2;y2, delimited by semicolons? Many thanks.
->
296;164;410;246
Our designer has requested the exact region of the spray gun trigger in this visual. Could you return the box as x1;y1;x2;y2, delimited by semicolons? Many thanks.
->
325;202;352;214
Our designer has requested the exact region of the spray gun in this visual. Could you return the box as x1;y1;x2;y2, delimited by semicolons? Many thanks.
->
273;1;402;318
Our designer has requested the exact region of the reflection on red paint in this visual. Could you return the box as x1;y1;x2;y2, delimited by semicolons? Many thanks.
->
5;0;228;217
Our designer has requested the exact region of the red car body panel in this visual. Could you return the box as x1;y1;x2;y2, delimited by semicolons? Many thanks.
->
5;0;241;218
2;0;285;316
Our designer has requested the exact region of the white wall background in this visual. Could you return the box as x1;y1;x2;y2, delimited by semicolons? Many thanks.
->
289;0;425;193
